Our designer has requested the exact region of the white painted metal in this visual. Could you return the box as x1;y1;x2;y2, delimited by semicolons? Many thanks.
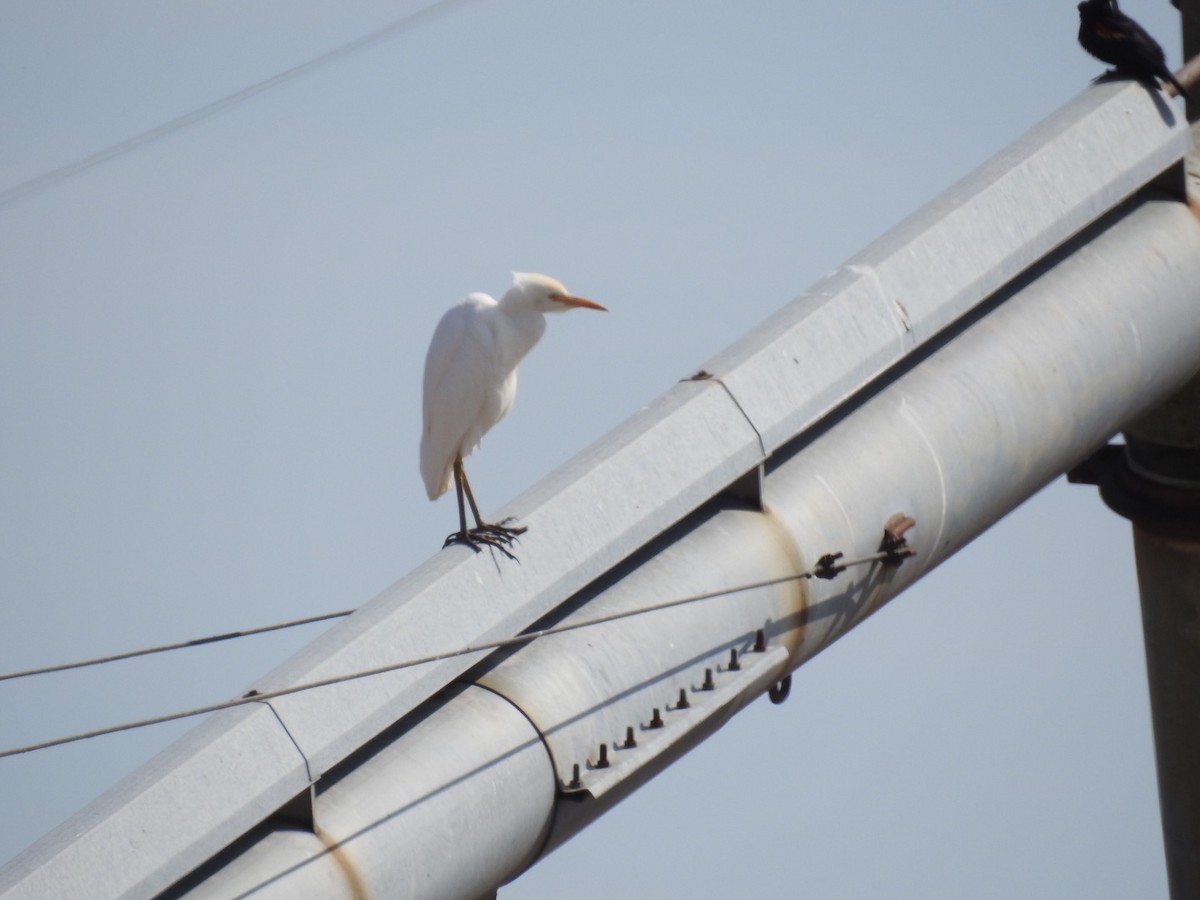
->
0;81;1194;900
0;705;308;900
224;78;1194;794
255;379;762;776
140;197;1200;897
704;80;1190;451
476;510;801;800
177;687;555;900
493;198;1200;839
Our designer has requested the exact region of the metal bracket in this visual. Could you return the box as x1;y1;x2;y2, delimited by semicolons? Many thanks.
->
1069;443;1200;527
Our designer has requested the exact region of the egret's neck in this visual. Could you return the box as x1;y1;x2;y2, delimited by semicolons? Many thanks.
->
495;305;547;372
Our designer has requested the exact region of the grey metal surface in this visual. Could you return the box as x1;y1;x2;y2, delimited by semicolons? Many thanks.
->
761;198;1200;651
706;79;1191;452
0;81;1194;900
476;509;801;798
1121;361;1200;899
154;195;1200;898
491;196;1200;848
176;830;352;900
254;378;762;778
179;686;555;900
0;704;308;900
1131;523;1200;900
257;78;1192;791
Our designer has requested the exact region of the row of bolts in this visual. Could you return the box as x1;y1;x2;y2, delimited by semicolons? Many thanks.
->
557;517;917;790
562;627;790;791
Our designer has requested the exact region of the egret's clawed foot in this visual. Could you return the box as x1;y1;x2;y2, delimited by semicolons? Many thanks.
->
443;519;527;561
475;517;527;542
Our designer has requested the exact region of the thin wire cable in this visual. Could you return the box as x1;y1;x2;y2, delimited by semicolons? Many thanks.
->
0;549;908;760
0;609;354;683
0;0;483;210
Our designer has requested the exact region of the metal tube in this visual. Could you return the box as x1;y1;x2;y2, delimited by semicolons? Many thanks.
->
1131;523;1200;900
516;196;1200;862
1;83;1195;899
176;686;556;899
163;197;1200;897
1103;372;1200;899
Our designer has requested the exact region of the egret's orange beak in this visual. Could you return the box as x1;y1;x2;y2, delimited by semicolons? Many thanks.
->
550;292;607;311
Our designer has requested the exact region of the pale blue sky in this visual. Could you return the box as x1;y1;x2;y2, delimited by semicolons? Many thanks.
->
0;1;1186;896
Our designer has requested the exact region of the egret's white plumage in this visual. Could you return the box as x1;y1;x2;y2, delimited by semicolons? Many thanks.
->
420;272;606;551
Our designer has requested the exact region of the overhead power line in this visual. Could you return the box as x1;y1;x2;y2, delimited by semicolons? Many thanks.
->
0;0;483;210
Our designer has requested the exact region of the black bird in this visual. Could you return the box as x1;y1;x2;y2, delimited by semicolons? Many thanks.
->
1077;0;1190;100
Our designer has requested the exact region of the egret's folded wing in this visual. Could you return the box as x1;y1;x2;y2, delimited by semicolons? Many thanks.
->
420;298;500;500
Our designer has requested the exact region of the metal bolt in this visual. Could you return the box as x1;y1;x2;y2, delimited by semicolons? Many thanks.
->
754;629;767;652
701;667;715;691
676;688;690;710
728;648;741;671
596;743;610;768
623;726;637;749
567;763;581;789
648;707;664;728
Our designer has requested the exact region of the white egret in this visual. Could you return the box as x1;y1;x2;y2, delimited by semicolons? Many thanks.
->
421;272;607;555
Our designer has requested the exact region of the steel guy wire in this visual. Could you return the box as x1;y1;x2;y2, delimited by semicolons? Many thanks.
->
0;547;910;760
0;609;355;683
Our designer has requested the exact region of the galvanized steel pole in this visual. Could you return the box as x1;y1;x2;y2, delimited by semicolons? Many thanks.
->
1130;459;1200;900
1061;15;1200;895
1;83;1197;899
1071;371;1200;900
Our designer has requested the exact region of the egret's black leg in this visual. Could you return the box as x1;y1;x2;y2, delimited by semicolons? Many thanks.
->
454;461;470;538
443;458;483;553
460;458;486;530
441;458;526;559
459;461;527;541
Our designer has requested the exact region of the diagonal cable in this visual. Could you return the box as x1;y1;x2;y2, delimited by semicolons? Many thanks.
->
0;548;910;760
0;0;483;209
0;609;354;682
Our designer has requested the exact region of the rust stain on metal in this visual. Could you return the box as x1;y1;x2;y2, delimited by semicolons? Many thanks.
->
314;825;369;900
1187;178;1200;221
757;500;811;655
